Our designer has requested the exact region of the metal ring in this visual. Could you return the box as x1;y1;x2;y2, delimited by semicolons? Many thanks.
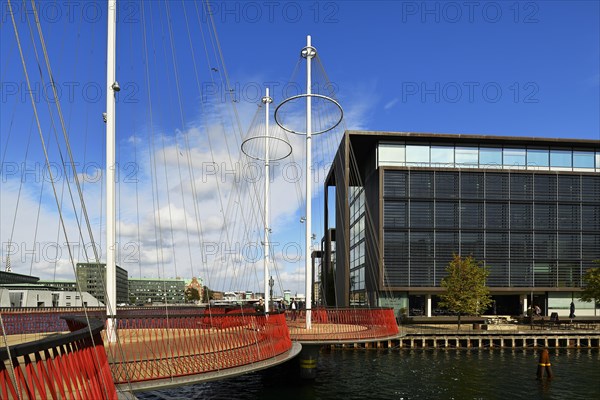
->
241;135;293;161
274;93;343;136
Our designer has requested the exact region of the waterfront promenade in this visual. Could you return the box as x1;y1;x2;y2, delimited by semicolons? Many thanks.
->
328;316;600;350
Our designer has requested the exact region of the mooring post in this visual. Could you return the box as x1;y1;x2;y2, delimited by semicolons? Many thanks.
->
298;344;320;379
536;348;553;379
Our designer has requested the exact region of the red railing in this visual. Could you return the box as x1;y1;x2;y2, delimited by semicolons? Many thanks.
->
1;306;396;391
1;308;293;391
0;316;117;400
288;307;399;341
107;311;292;384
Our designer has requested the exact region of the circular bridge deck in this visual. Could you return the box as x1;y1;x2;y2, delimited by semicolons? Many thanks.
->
286;308;400;344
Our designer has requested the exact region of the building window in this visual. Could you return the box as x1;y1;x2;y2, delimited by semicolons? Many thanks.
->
527;149;549;167
378;143;405;166
573;151;595;169
503;148;526;166
550;150;572;168
430;146;454;164
479;147;502;165
406;145;430;164
455;147;478;165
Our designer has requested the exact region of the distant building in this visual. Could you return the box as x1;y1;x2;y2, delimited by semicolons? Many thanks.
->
37;280;78;291
0;270;40;285
1;271;102;308
76;263;129;305
0;284;103;307
314;229;336;306
0;288;9;306
282;290;292;304
53;291;103;307
185;277;204;301
129;277;186;305
211;291;224;301
6;287;53;307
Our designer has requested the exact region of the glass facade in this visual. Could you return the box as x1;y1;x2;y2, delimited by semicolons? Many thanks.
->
129;278;186;304
382;170;600;288
325;133;600;313
349;187;366;304
378;142;600;171
76;263;129;304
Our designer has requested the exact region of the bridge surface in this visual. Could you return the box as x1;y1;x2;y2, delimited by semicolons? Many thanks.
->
0;308;295;398
286;308;400;343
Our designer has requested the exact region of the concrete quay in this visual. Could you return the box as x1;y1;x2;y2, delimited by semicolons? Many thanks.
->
327;319;600;350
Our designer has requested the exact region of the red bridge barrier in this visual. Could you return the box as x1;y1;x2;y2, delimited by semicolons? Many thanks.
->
0;317;117;400
106;311;292;384
288;307;399;341
1;308;293;391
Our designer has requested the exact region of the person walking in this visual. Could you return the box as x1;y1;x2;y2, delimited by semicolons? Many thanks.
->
255;298;265;314
569;301;576;322
291;298;297;321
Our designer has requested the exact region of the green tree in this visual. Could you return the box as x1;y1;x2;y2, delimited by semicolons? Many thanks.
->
579;261;600;306
185;287;201;303
438;254;492;329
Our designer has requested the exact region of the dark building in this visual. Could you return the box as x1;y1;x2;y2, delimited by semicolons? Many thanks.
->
323;131;600;317
314;228;336;306
0;271;40;285
76;263;129;305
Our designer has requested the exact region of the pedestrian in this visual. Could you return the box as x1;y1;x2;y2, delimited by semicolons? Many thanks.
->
255;298;265;314
291;298;297;321
569;301;575;321
534;305;541;317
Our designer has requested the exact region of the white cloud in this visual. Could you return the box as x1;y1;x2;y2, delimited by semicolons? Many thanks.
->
384;98;399;110
0;56;378;298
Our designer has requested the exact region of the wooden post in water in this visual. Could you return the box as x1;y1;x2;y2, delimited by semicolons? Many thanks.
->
536;348;553;379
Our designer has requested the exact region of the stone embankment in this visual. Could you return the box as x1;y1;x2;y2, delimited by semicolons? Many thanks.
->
329;318;600;349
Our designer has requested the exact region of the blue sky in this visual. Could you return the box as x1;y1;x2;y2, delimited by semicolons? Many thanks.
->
1;1;599;296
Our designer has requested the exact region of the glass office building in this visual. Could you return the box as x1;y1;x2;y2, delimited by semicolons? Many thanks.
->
76;262;129;305
129;278;186;305
323;131;600;317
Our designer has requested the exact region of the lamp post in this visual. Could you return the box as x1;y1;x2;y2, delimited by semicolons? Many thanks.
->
269;275;274;312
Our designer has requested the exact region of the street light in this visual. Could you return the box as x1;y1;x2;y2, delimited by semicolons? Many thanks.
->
268;276;274;312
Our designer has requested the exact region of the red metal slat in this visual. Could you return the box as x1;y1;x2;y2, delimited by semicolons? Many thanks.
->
24;354;47;400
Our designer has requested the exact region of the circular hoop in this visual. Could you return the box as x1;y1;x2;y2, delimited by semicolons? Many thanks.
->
241;135;293;162
274;93;343;136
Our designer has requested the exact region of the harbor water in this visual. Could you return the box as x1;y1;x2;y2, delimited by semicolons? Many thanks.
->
137;348;600;399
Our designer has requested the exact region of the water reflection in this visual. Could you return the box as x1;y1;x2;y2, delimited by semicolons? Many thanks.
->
137;349;600;400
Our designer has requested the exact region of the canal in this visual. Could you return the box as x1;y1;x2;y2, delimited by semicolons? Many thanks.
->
137;348;600;399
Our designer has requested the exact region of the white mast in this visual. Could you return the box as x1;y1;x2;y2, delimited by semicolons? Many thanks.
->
243;91;292;313
262;88;272;311
106;0;118;343
274;35;341;328
302;35;316;330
